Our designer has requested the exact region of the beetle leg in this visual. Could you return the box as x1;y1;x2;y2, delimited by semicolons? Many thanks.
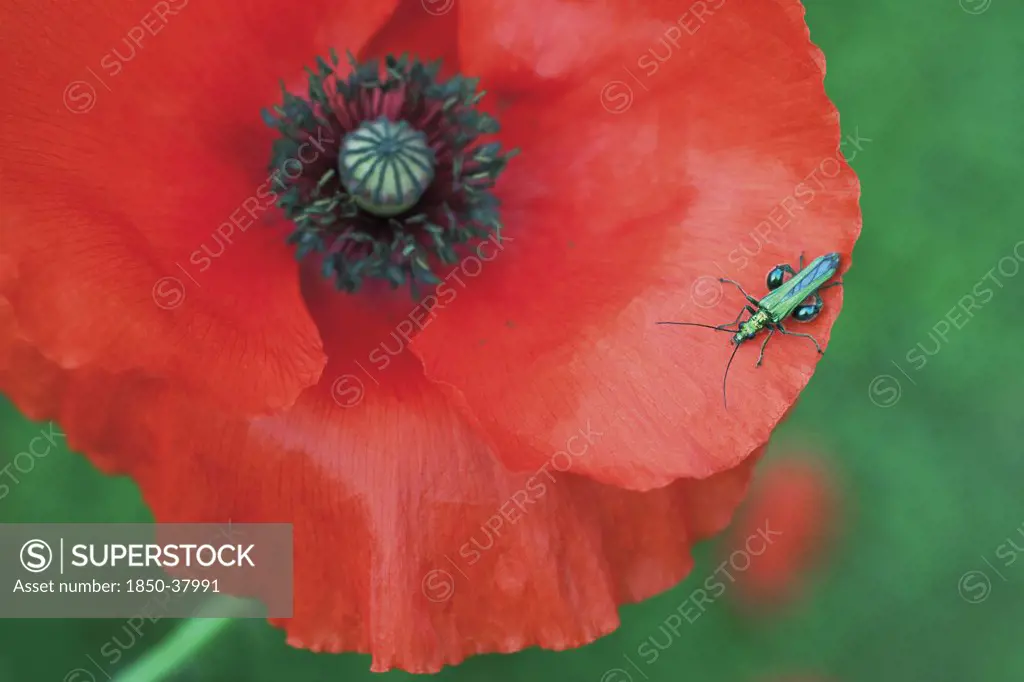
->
719;306;747;329
792;292;825;321
755;328;775;367
775;322;824;354
719;278;761;307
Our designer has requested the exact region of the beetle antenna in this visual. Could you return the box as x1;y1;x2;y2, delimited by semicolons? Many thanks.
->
721;342;741;409
656;321;738;333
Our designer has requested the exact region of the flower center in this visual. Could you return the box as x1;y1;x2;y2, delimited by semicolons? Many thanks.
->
263;51;518;295
338;117;435;217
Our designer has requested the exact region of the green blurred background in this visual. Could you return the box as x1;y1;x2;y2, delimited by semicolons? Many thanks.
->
2;1;1022;680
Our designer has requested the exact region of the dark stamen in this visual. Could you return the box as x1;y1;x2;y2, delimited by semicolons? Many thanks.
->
263;51;519;295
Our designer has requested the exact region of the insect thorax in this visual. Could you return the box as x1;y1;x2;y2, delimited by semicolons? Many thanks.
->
738;310;771;340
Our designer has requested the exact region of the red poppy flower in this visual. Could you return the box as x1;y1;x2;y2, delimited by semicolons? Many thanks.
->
722;454;841;611
0;0;860;673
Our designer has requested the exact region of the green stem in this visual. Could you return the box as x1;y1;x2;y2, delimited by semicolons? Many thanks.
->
113;596;252;682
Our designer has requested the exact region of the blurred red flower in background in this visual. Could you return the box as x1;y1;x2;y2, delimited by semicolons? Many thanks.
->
722;454;841;611
0;0;860;673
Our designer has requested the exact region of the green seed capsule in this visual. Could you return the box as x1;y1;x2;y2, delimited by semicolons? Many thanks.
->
338;116;436;217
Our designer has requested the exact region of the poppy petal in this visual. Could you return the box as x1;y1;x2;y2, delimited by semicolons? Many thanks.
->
360;0;460;68
0;0;400;412
410;0;861;489
0;282;759;673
